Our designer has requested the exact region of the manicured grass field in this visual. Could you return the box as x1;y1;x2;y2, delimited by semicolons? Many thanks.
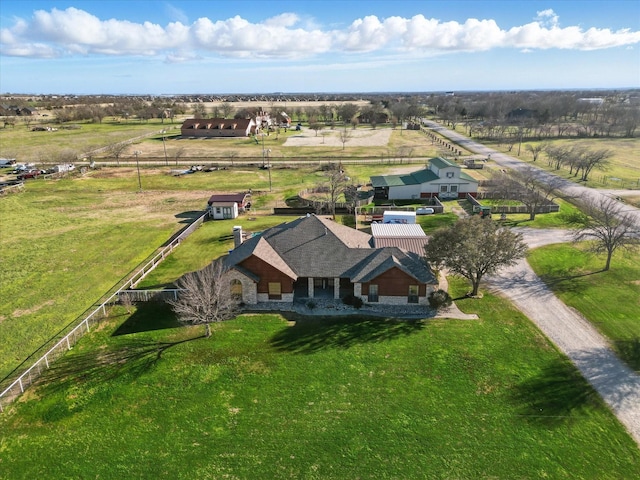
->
528;243;640;371
1;278;638;478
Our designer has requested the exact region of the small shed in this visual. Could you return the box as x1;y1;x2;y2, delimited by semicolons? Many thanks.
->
207;193;251;220
209;201;238;220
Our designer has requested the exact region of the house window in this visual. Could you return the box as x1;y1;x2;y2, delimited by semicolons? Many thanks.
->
268;282;282;300
408;285;419;304
216;207;222;214
368;284;379;303
446;172;454;178
230;279;242;301
450;185;458;193
440;185;448;193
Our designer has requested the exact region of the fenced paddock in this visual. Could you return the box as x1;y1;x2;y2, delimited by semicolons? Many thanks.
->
466;193;559;214
0;212;207;412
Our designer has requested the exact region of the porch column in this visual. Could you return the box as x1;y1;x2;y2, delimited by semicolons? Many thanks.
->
308;277;314;298
333;277;340;299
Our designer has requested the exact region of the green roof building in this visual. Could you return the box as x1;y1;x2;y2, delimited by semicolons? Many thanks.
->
371;157;478;200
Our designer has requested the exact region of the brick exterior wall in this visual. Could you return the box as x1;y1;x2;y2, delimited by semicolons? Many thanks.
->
240;256;295;295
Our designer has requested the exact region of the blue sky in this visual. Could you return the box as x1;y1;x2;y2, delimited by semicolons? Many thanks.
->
1;0;639;94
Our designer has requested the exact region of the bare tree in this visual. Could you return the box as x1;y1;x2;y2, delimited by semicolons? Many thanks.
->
168;259;238;338
525;143;546;162
220;102;234;119
425;216;527;297
544;144;571;170
319;164;350;219
339;128;352;150
494;167;565;221
225;150;238;166
106;142;129;166
576;148;613;182
570;196;639;271
192;103;206;119
309;118;324;136
173;146;186;166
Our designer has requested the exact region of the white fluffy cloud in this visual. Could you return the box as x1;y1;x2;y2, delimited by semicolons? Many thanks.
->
1;7;638;59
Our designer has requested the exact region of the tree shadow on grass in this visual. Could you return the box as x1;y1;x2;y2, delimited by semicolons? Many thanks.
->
36;335;204;395
614;338;640;373
270;314;427;354
538;270;604;295
511;359;602;426
112;302;182;336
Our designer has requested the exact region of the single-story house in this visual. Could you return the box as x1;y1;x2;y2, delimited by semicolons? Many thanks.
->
371;157;478;200
371;223;428;256
223;215;437;305
207;193;251;219
181;118;256;138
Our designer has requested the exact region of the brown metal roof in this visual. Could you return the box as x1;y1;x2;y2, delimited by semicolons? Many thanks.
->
207;193;250;205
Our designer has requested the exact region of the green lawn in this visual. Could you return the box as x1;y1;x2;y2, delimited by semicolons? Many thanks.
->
528;243;640;371
1;276;638;478
0;172;209;380
0;163;444;382
496;198;584;229
137;215;296;288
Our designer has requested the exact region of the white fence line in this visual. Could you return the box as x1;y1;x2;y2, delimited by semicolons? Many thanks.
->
0;212;207;412
118;289;181;303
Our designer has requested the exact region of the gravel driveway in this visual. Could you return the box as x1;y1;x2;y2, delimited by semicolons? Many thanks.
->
488;228;640;446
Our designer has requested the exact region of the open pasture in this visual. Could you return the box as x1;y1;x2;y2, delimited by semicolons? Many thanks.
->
1;278;638;478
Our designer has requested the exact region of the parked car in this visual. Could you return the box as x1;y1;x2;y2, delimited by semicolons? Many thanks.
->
17;169;45;180
416;207;435;215
11;165;29;174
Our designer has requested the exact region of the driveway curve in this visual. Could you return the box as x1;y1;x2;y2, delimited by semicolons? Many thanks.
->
488;228;640;446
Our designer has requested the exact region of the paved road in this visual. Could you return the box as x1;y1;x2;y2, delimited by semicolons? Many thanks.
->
422;119;640;227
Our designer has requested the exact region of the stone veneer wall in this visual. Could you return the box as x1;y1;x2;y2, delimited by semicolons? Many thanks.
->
257;293;294;303
227;269;257;304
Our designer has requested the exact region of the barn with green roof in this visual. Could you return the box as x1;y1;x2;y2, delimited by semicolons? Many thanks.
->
370;157;478;200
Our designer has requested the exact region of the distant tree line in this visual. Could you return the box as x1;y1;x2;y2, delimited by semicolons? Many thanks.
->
429;90;638;139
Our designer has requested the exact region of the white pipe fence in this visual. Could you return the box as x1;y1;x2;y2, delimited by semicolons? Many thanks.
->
0;212;207;412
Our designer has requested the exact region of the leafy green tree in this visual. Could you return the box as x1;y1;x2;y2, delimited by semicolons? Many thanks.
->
425;216;527;297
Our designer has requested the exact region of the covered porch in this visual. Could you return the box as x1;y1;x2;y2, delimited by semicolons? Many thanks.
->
293;277;354;301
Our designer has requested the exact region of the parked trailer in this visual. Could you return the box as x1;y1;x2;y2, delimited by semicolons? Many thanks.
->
383;211;416;224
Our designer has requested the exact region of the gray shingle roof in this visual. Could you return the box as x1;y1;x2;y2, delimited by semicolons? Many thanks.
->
350;248;435;284
225;215;436;284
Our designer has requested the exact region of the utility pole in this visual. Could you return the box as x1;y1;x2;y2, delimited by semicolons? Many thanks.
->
162;130;168;166
134;150;142;191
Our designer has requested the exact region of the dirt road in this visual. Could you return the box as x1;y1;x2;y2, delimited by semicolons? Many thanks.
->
488;228;640;446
